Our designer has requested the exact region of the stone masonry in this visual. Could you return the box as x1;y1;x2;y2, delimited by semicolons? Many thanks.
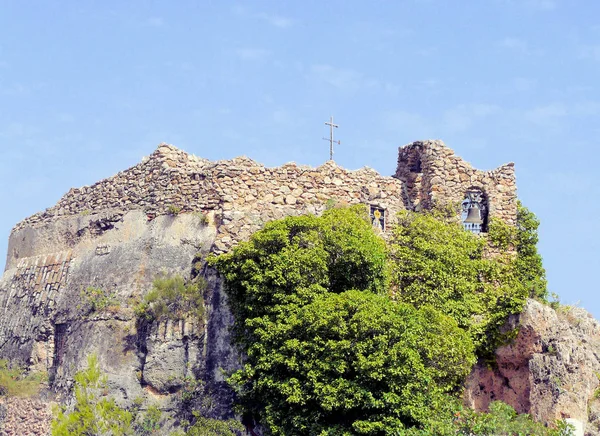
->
395;140;517;227
0;140;519;433
9;140;516;269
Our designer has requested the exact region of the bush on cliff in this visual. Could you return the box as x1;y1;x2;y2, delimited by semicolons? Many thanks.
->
51;354;133;436
227;290;475;435
210;205;553;434
0;359;46;397
488;201;548;301
135;274;205;322
388;209;529;357
210;205;389;346
210;207;476;434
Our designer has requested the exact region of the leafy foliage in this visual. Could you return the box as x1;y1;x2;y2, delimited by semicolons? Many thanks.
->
51;354;133;436
176;412;244;436
209;205;389;345
211;205;551;434
79;286;119;314
0;359;46;397
228;290;475;435
487;201;547;301
389;210;528;355
168;204;182;215
515;201;548;300
135;275;205;322
131;403;163;435
398;400;573;435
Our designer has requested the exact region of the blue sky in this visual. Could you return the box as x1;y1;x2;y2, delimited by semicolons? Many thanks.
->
1;1;599;314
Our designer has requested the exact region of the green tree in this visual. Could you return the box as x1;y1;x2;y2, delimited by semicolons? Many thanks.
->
211;207;476;434
388;210;527;355
515;201;547;300
398;400;573;435
209;205;389;346
51;354;133;436
177;412;244;436
228;290;475;435
487;201;547;301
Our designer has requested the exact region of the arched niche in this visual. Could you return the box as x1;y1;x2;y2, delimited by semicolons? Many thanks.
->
461;188;488;234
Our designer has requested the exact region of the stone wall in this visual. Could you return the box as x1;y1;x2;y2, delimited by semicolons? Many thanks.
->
8;143;410;269
395;140;517;227
0;140;521;433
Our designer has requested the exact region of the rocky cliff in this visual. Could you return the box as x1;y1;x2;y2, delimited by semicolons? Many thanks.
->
465;299;600;435
5;141;591;434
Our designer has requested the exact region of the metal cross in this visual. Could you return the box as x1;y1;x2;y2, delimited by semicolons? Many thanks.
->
323;116;340;161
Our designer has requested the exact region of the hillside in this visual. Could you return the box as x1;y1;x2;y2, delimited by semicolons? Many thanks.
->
0;141;597;435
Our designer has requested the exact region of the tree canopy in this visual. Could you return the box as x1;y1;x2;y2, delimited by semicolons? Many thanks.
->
210;204;555;434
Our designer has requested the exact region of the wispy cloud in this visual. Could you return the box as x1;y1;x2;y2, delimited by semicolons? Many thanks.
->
232;5;293;29
442;104;501;133
497;0;557;10
383;111;432;138
309;64;399;94
524;103;567;125
235;48;271;61
310;65;363;91
0;83;33;97
524;0;557;10
513;77;537;92
256;12;292;29
498;37;529;54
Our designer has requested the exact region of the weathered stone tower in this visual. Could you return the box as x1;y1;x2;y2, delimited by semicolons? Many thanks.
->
395;140;517;229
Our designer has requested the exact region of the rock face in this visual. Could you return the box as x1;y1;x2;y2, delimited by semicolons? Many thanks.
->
0;140;519;431
465;299;600;435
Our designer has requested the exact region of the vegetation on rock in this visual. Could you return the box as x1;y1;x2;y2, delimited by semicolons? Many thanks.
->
135;274;205;322
389;209;529;358
51;354;134;436
78;286;119;314
210;205;559;434
487;201;547;300
51;354;244;436
0;359;46;397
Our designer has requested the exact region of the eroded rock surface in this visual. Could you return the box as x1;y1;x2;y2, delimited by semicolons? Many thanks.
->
465;299;600;435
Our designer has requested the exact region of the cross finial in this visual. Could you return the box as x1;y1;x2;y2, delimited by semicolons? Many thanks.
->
323;116;340;161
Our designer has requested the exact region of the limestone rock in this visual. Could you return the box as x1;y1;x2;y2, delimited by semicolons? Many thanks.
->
465;299;600;435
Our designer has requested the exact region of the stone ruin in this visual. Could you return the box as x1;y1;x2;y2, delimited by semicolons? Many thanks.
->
0;139;520;432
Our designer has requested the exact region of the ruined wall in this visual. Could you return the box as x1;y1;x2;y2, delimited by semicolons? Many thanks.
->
0;140;522;431
9;144;408;269
395;140;517;227
0;143;411;426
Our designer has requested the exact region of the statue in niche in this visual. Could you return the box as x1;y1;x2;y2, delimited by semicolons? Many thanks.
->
370;206;385;231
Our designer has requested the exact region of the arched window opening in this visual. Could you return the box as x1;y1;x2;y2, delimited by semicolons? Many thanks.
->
461;189;487;234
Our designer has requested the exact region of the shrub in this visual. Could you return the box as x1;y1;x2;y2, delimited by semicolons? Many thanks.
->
135;275;205;322
79;286;119;314
182;413;244;436
389;210;528;356
168;205;182;215
487;201;548;301
51;354;133;435
227;290;475;434
195;212;209;225
209;206;389;345
0;359;46;397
